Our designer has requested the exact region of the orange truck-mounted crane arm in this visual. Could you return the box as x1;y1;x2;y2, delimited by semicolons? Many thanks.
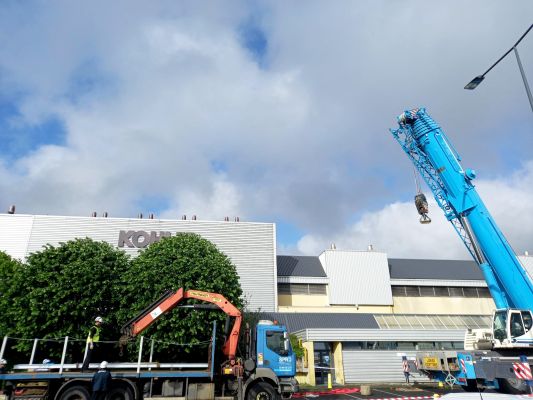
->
120;288;242;360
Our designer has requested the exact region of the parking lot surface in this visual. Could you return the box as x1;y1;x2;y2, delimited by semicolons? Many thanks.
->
295;384;469;400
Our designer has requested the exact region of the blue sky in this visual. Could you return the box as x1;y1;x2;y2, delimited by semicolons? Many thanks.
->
0;1;532;258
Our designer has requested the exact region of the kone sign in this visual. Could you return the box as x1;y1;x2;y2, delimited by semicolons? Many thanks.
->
118;230;174;248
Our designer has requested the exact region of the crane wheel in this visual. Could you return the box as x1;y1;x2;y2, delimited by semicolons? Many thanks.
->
496;378;528;394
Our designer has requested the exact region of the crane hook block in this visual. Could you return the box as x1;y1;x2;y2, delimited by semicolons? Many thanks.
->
414;193;431;224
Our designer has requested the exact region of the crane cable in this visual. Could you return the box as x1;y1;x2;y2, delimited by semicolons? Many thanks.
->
413;166;431;224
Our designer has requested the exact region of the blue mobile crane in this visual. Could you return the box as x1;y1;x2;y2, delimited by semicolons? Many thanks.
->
391;108;533;393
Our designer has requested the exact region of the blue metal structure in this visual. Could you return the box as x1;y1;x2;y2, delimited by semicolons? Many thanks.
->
391;108;533;311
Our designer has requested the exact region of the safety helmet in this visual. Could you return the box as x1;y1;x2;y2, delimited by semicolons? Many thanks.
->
95;316;103;323
100;361;108;369
0;358;6;364
43;359;51;364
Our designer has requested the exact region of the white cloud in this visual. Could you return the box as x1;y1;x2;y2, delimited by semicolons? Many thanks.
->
0;1;531;257
161;175;243;221
296;161;533;259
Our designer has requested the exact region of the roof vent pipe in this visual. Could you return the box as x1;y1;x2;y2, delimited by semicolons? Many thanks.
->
181;215;186;220
526;251;530;257
103;211;108;218
330;243;336;250
149;213;154;219
368;244;374;251
234;217;240;222
91;212;97;217
224;216;229;221
138;213;143;219
8;205;15;214
192;215;197;220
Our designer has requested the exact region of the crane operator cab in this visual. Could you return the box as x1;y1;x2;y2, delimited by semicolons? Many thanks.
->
492;309;533;348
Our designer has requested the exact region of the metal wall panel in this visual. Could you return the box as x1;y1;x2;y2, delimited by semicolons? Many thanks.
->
320;250;393;305
0;215;34;260
1;214;276;311
342;350;429;383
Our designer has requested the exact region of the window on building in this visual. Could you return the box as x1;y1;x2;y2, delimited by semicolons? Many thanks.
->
392;285;490;298
308;284;327;295
374;314;492;330
419;286;435;296
343;342;365;350
277;283;327;295
342;341;465;351
278;284;291;294
434;287;450;296
404;286;421;296
448;287;464;297
463;287;479;297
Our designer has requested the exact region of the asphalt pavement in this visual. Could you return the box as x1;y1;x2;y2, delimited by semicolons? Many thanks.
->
295;383;471;400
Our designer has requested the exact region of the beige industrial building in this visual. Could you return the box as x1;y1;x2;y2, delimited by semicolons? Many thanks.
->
1;212;532;385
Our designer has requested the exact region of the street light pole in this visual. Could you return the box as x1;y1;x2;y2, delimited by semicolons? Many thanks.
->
513;46;533;113
465;24;533;113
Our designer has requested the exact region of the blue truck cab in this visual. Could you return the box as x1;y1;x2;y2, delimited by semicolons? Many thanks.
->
255;320;296;377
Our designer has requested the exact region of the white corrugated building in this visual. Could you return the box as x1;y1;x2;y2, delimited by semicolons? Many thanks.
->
0;213;277;312
1;211;532;385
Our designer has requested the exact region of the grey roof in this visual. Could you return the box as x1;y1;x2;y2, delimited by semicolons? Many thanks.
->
260;312;379;332
277;255;327;277
389;258;483;280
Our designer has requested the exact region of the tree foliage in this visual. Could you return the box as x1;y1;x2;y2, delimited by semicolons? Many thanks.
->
118;233;243;355
1;234;244;363
5;239;130;358
289;334;305;359
0;251;23;336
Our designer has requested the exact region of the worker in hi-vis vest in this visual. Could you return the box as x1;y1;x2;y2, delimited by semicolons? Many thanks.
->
81;316;104;372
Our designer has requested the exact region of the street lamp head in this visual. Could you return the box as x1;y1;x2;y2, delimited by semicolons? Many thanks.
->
465;75;485;90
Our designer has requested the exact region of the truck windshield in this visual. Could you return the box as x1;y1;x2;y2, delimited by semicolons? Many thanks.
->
266;331;290;356
493;311;507;341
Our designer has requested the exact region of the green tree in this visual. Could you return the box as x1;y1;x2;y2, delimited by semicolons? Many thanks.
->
8;238;130;358
118;233;243;357
0;251;23;336
289;334;305;359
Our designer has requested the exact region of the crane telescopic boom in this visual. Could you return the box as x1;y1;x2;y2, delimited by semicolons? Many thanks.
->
391;108;533;311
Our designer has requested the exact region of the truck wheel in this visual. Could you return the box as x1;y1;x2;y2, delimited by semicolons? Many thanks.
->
59;386;90;400
497;378;528;394
107;383;134;400
247;382;280;400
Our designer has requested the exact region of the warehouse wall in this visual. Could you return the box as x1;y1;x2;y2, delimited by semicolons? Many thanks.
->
342;350;429;383
0;214;277;311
